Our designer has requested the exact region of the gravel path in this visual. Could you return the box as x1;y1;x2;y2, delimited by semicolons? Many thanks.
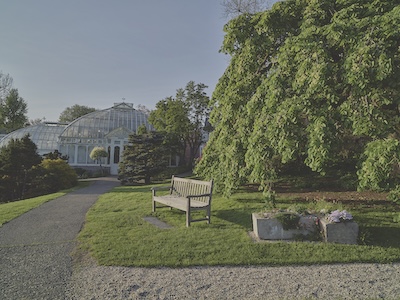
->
0;177;119;300
67;259;400;299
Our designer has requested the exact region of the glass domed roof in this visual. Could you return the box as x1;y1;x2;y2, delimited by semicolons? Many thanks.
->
0;122;67;155
0;102;152;161
60;102;151;139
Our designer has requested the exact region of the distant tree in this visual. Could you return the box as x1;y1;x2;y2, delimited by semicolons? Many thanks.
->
221;0;270;19
29;117;46;125
58;104;96;123
136;104;151;115
137;124;148;135
149;81;211;167
0;135;42;201
0;71;13;101
0;88;28;133
90;146;108;174
149;96;189;164
43;149;68;161
119;130;168;185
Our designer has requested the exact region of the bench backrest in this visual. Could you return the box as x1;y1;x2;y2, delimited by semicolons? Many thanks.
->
170;176;213;204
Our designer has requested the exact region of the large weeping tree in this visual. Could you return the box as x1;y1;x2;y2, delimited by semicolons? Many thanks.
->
196;0;400;196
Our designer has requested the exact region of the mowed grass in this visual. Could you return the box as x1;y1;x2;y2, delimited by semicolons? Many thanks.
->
0;181;91;227
77;184;400;267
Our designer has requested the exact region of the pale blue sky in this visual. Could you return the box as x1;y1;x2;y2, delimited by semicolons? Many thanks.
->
1;1;233;121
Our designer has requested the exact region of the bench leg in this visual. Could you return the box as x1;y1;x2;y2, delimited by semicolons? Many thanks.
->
186;212;191;227
207;207;211;224
152;199;156;212
186;209;191;227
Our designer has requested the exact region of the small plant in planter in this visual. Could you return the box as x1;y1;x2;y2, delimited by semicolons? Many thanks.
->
252;208;320;240
275;212;300;230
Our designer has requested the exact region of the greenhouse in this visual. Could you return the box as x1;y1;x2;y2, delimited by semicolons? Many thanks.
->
0;122;67;155
0;102;152;175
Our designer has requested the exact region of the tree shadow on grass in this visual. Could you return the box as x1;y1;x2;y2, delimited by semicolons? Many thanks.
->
215;209;254;230
111;186;155;193
362;226;400;248
233;197;264;204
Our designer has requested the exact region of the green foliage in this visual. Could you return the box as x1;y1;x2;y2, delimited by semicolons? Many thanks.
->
197;0;400;196
151;166;191;182
388;185;400;205
43;149;68;161
74;167;92;179
58;104;96;123
0;71;13;101
394;214;400;223
137;124;148;135
119;131;168;184
358;226;373;246
263;188;276;209
358;139;400;191
89;147;108;163
0;134;42;201
89;146;108;175
0;88;28;133
38;158;78;193
275;212;300;230
0;135;77;201
149;81;211;167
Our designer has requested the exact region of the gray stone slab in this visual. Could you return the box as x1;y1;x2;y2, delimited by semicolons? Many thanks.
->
252;213;315;240
320;218;359;244
143;217;173;229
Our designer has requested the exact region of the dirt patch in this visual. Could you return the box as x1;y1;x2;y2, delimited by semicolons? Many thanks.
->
278;190;389;204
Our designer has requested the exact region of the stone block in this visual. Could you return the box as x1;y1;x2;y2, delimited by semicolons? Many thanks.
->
319;218;358;244
252;213;315;240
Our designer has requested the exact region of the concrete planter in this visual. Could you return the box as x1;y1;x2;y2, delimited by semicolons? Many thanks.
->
319;218;358;244
252;213;316;240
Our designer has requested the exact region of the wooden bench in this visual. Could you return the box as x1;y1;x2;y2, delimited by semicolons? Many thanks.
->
151;176;214;227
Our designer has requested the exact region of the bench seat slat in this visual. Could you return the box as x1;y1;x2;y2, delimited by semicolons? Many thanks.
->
153;195;209;210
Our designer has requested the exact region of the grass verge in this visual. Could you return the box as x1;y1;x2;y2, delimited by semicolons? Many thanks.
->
0;181;91;227
77;184;400;267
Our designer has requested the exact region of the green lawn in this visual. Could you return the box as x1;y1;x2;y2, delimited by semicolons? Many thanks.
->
0;181;90;227
77;184;400;267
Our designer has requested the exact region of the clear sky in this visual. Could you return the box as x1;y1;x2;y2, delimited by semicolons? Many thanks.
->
0;1;233;122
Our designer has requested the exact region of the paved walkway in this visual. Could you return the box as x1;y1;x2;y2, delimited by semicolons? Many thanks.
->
0;177;119;300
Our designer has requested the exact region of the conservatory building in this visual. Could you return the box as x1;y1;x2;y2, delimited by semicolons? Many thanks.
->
0;102;152;175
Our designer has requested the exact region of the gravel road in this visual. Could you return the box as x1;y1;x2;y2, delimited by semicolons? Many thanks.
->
67;259;400;299
0;177;119;300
